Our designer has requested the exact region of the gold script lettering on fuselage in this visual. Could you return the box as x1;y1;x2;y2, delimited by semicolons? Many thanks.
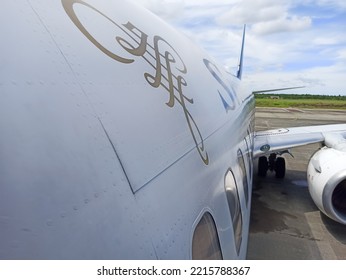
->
62;0;209;165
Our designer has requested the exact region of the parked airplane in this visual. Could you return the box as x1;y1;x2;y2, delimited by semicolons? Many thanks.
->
1;0;346;260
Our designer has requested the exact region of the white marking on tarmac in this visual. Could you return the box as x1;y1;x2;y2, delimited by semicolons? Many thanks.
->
287;108;306;113
265;120;270;129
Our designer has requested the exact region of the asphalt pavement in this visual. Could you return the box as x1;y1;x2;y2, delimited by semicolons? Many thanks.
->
247;108;346;260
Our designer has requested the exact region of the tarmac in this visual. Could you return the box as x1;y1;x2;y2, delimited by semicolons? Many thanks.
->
247;107;346;260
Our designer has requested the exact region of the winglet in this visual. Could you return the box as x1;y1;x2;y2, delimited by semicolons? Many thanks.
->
237;25;246;80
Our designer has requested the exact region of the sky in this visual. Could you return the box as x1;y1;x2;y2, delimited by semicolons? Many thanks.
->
135;0;346;95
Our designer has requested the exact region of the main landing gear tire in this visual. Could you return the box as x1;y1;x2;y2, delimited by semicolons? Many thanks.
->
275;157;286;179
257;154;286;179
258;156;268;177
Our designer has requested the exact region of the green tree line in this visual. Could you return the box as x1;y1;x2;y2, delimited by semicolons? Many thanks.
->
255;94;346;100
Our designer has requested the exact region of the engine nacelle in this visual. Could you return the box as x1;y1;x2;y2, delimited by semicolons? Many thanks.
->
307;147;346;225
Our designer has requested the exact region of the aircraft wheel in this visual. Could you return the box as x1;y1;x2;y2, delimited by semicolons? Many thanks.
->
275;157;286;179
258;156;268;177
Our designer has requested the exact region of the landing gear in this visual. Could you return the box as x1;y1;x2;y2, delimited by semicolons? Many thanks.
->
275;157;286;179
257;153;286;179
258;156;268;177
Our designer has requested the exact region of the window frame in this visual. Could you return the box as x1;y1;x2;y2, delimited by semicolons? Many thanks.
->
192;211;223;260
237;149;249;206
224;169;243;254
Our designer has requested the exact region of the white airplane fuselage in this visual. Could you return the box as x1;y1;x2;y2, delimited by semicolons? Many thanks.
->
0;0;255;259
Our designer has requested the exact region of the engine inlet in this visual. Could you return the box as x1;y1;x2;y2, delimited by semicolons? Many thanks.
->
332;179;346;216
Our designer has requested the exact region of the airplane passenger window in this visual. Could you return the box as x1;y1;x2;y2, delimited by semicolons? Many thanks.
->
192;212;223;260
238;149;249;205
225;170;243;254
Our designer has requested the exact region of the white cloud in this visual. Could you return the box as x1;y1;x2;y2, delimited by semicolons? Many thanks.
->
244;63;346;95
313;36;340;46
290;0;346;11
134;0;346;95
216;0;288;25
214;0;312;35
135;0;185;20
251;15;312;35
315;0;346;10
337;49;346;60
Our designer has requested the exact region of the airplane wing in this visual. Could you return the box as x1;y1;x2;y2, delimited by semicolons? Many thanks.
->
254;123;346;157
252;86;305;94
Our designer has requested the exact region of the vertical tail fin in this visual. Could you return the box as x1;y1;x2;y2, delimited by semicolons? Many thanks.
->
237;25;246;80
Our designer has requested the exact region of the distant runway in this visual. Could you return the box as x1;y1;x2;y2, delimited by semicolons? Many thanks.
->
247;107;346;260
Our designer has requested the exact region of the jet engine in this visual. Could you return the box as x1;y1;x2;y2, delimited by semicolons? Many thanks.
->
307;146;346;225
